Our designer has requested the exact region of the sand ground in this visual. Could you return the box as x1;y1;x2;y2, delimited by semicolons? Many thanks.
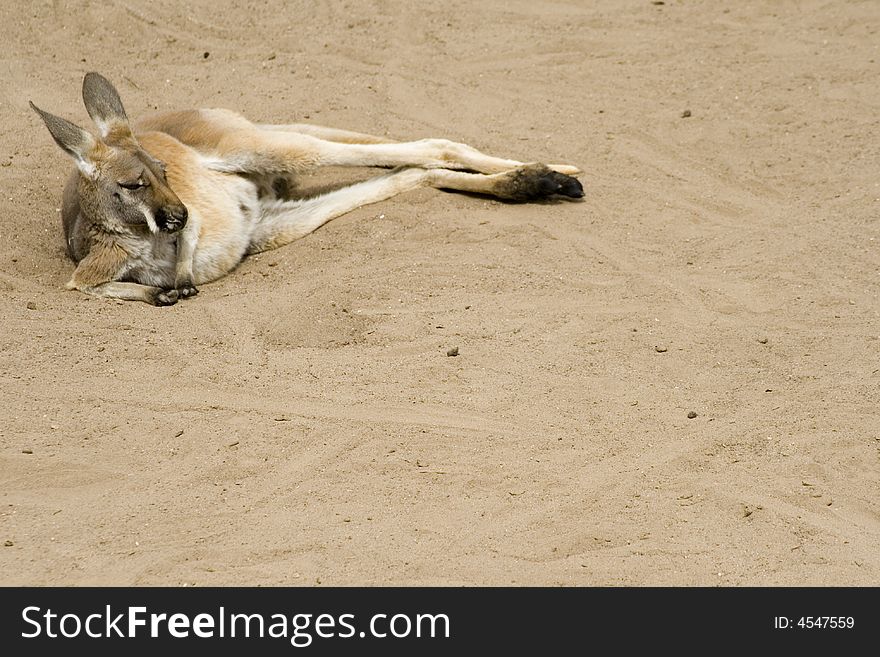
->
0;0;878;586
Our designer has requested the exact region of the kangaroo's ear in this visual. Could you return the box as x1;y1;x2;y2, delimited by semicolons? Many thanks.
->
82;72;131;139
30;101;100;178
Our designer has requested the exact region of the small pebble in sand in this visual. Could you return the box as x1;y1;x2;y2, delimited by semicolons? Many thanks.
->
681;109;692;118
22;448;33;454
26;301;37;310
3;540;12;547
446;346;459;357
655;345;668;353
758;337;768;344
687;411;697;419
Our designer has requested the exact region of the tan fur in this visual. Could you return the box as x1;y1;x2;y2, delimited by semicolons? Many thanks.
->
32;73;584;305
68;238;128;287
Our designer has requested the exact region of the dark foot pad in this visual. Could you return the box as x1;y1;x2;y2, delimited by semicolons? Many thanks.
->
496;164;584;201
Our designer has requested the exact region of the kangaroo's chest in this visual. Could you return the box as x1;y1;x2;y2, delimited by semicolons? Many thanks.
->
121;234;178;288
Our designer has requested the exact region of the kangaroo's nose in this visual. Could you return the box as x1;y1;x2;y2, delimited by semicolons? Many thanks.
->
170;205;188;223
158;204;188;232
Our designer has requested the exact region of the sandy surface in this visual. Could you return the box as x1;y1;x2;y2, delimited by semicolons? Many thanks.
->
1;0;878;586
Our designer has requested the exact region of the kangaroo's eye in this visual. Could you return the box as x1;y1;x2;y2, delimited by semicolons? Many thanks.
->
119;179;148;190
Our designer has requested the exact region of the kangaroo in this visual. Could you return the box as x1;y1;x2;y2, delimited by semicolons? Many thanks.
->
31;72;584;305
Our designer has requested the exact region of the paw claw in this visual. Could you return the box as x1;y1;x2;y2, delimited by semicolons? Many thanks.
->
553;172;584;198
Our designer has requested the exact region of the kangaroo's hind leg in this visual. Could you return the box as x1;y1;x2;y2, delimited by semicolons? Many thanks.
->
313;138;582;176
258;126;581;175
248;165;583;255
208;129;582;178
257;123;397;145
249;124;400;201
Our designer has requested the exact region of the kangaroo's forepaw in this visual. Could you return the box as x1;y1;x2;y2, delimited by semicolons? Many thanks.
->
496;163;584;201
153;289;179;306
177;282;199;299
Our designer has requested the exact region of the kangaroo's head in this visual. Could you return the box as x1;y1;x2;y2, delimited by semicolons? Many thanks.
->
31;72;188;234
